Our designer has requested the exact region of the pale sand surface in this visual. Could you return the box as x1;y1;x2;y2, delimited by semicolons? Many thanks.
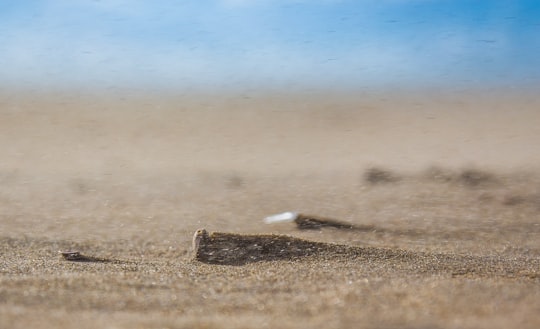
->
1;90;539;328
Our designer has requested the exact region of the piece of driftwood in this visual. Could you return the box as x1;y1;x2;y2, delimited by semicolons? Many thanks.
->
191;228;350;265
58;250;109;263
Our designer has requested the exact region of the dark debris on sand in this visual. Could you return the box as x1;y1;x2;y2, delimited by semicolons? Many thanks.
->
192;230;540;278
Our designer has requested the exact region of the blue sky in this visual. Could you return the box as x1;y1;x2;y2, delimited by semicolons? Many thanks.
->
1;0;539;91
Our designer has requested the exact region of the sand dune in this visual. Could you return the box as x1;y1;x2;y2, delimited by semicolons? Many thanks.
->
1;90;539;328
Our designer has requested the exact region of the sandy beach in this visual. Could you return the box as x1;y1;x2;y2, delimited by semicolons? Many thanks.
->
1;90;539;328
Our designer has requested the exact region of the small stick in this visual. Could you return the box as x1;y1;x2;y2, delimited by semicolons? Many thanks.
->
264;212;373;230
295;214;358;229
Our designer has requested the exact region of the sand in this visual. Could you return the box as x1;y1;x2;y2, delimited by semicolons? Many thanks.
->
1;89;539;328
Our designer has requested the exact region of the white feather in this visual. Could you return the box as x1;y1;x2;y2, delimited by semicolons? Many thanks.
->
263;211;299;224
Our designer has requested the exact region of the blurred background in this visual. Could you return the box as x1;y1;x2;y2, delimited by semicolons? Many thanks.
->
1;1;540;241
1;0;539;92
1;0;540;177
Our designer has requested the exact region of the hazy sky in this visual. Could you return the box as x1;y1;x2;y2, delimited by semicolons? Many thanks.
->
1;0;539;91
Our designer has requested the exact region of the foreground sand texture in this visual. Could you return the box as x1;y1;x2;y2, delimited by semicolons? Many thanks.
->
1;90;540;328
